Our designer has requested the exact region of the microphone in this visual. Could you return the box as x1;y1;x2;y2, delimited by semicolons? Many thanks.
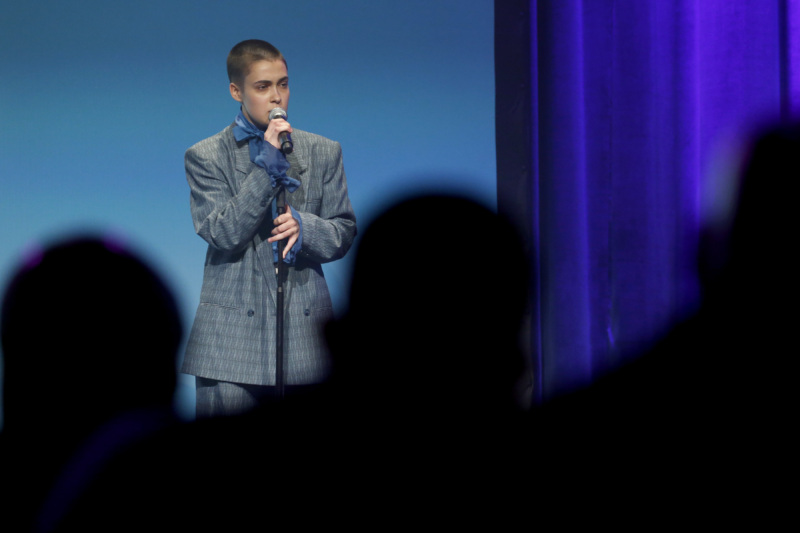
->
269;107;293;154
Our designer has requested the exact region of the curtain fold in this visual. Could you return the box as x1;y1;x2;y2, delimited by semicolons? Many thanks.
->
496;0;796;403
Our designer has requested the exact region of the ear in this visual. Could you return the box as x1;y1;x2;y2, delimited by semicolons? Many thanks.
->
229;82;243;103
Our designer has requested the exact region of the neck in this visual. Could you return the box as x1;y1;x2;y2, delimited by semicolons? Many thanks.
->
241;107;266;131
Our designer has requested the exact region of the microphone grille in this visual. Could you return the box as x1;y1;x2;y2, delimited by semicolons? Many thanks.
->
269;107;287;121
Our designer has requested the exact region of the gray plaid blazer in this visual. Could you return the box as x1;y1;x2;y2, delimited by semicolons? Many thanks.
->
181;124;357;386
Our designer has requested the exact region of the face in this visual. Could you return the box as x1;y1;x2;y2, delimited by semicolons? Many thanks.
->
230;59;289;130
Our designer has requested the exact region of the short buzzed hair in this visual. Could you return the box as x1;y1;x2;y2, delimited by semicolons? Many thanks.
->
227;39;287;87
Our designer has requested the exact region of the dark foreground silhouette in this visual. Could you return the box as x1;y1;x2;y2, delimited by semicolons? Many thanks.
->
1;236;182;532
8;119;794;530
536;123;798;525
43;194;534;530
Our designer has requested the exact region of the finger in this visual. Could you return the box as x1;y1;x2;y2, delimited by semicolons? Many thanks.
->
268;226;297;242
264;121;292;148
271;225;292;237
271;220;297;234
267;119;292;133
269;228;290;239
283;233;299;258
273;213;292;226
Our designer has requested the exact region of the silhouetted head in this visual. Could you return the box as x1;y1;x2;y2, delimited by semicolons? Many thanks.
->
327;193;529;414
689;122;799;413
1;236;182;434
699;123;799;315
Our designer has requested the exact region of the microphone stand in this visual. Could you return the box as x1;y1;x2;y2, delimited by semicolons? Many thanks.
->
275;185;287;399
272;116;292;401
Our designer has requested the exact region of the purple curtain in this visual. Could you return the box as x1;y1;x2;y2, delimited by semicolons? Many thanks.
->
496;0;800;403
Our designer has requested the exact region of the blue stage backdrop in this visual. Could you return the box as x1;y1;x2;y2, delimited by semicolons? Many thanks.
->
0;1;496;423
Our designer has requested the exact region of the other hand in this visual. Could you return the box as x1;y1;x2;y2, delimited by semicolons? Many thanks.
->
268;204;300;258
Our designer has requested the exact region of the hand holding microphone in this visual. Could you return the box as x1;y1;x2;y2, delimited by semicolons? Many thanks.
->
268;107;293;154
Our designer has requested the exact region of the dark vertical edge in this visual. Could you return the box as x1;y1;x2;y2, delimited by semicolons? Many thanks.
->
495;0;541;406
779;0;789;118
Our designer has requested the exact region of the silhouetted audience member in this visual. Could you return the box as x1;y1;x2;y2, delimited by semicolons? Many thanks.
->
328;193;529;413
322;193;533;524
537;123;799;525
0;236;182;532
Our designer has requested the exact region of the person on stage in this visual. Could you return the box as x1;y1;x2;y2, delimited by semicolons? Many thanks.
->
182;39;357;417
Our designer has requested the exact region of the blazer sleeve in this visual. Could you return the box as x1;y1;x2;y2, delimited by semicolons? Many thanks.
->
186;140;278;253
296;141;357;264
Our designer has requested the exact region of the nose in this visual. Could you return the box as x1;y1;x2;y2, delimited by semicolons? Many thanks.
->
270;85;281;104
